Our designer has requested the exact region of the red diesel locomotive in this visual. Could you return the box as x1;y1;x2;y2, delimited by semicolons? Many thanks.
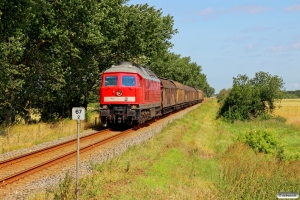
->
99;62;204;127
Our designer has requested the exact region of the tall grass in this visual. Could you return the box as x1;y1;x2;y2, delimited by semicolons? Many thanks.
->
219;142;300;199
0;105;100;154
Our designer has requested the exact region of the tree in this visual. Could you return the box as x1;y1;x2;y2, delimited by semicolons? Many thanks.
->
149;52;214;95
218;72;284;122
217;88;231;103
250;71;285;112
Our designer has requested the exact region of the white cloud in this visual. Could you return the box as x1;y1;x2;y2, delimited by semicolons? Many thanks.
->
227;5;272;14
246;44;254;50
270;43;300;52
270;45;284;52
242;25;272;33
284;4;300;12
225;35;251;43
294;83;300;89
245;43;261;51
199;7;216;16
199;5;272;19
291;43;300;50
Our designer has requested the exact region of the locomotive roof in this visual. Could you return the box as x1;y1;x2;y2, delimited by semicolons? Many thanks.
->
104;62;160;81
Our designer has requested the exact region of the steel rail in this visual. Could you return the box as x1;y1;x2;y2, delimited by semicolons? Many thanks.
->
0;128;111;169
0;128;133;187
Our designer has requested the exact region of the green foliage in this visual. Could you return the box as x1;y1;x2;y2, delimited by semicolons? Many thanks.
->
218;72;284;122
238;130;283;156
258;112;273;120
273;115;287;123
51;172;75;200
217;88;231;103
149;52;214;96
0;0;178;124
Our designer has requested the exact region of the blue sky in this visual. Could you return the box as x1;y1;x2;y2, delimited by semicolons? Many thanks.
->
128;0;300;93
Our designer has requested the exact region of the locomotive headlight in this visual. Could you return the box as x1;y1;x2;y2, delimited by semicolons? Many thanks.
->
131;105;137;109
101;105;108;109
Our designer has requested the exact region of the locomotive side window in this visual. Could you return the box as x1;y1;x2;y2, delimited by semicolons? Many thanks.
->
104;76;117;86
122;76;136;86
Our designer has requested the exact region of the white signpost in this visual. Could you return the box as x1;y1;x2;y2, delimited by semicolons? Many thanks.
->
72;107;85;200
72;107;86;121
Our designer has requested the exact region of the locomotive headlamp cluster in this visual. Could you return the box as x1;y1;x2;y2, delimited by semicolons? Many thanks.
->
131;105;137;109
116;90;122;96
102;105;108;109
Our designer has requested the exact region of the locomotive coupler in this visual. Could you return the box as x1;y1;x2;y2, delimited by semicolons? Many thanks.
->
117;116;122;124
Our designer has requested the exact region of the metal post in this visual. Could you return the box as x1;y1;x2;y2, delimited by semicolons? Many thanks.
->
72;107;85;200
76;119;80;200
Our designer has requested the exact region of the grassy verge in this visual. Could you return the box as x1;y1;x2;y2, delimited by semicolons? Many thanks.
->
0;104;100;154
29;99;300;199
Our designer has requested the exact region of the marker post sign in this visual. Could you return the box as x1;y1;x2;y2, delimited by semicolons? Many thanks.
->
72;107;85;200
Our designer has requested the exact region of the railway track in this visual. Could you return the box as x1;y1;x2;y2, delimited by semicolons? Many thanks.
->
0;102;206;198
0;127;136;191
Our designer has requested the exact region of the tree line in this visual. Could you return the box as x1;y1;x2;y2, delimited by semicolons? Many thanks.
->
283;90;300;99
0;0;214;125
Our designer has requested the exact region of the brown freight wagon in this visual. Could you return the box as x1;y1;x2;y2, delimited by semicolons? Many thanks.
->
159;78;176;114
185;85;197;104
198;89;204;102
171;80;186;106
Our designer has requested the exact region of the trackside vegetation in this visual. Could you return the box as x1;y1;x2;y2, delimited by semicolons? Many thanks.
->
0;105;99;154
30;99;300;200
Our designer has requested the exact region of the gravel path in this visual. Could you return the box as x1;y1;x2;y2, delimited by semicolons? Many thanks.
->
1;104;200;200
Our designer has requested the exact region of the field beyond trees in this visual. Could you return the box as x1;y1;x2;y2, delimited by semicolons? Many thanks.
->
274;99;300;126
28;98;300;199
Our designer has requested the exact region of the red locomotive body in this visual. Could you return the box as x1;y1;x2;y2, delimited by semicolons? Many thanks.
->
100;61;204;127
100;62;161;126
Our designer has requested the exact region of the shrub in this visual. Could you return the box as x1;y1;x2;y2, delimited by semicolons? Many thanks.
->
259;112;272;120
273;115;287;123
218;72;284;122
51;172;75;200
238;130;284;156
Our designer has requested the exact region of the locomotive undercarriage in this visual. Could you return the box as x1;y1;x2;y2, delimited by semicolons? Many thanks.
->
100;105;162;127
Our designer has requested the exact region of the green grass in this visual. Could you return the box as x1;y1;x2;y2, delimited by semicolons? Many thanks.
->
28;99;300;199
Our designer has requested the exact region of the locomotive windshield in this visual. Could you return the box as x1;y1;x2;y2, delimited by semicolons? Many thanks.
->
104;76;117;86
122;76;136;86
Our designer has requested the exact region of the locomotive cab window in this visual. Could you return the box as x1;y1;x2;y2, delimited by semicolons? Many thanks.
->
122;76;136;86
104;76;117;86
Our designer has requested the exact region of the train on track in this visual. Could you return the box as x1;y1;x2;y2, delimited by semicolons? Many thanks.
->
99;62;204;127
